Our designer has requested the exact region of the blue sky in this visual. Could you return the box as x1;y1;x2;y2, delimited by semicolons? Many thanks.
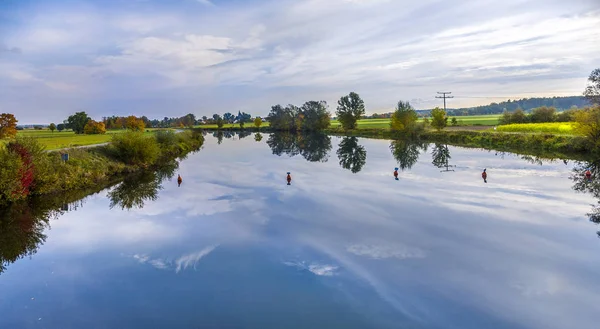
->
1;0;599;124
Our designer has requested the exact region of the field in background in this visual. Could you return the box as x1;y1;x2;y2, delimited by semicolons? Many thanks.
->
11;129;164;150
495;122;579;134
198;114;502;130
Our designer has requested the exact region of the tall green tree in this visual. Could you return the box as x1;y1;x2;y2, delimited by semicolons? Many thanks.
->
430;107;447;131
584;68;600;105
300;101;331;131
57;123;65;132
336;92;365;130
390;101;418;134
267;105;298;131
337;137;367;173
66;112;91;134
48;123;56;133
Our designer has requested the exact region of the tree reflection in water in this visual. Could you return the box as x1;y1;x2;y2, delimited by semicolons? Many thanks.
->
0;183;119;275
570;159;600;238
337;137;367;173
390;140;427;171
238;131;252;139
266;133;332;163
108;161;179;210
254;132;263;142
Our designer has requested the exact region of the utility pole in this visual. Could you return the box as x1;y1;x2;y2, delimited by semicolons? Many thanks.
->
435;92;454;111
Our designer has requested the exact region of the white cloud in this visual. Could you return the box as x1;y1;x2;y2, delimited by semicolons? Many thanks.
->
175;246;218;273
2;0;599;123
283;261;339;276
347;244;426;260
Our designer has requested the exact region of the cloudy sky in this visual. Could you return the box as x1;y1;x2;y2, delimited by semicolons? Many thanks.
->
1;0;599;124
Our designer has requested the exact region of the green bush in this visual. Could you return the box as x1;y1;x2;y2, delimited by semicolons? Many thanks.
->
0;147;25;204
109;132;160;166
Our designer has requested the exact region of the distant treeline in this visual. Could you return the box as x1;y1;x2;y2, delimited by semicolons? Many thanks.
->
412;96;589;117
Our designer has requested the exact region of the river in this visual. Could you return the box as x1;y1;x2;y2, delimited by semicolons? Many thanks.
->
1;132;600;329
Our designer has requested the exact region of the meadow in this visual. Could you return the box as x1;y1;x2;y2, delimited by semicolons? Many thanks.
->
198;114;502;130
11;129;165;150
495;122;579;134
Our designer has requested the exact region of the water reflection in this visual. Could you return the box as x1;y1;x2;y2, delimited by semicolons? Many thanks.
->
3;133;600;329
337;137;367;173
570;159;600;237
390;140;427;171
0;183;118;274
431;144;455;172
266;132;332;162
108;162;178;210
238;130;252;139
254;132;263;142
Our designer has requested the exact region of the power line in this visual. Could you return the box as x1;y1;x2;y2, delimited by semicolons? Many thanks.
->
435;92;454;111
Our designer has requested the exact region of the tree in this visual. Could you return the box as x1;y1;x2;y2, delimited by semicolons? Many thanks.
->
48;123;56;133
511;108;527;124
254;117;263;129
57;123;65;132
336;92;365;130
239;120;245;129
300;101;331;131
182;113;196;127
574;105;600;146
254;132;263;142
390;101;418;134
84;120;106;135
451;117;458;126
223;112;234;124
584;68;600;105
430;107;447;131
0;113;18;138
201;116;208;124
125;116;145;131
267;104;297;131
67;112;91;134
337;137;367;173
530;106;556;123
213;114;224;129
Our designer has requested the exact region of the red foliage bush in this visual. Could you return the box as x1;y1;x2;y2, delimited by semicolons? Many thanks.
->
7;142;35;198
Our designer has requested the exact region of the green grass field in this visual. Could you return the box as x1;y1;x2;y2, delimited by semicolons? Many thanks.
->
9;129;164;150
198;114;502;130
495;122;579;134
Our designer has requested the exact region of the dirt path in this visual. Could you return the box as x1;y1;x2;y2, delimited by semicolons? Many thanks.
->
46;142;110;153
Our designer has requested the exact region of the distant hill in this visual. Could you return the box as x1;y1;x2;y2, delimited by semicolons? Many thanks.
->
414;96;589;117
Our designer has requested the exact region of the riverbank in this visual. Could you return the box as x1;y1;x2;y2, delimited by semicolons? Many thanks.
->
200;126;593;160
0;129;204;206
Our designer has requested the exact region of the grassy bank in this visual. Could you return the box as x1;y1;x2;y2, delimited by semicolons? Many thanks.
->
0;129;204;206
323;127;591;160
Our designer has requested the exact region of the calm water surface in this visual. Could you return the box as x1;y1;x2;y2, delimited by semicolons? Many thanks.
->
2;133;600;329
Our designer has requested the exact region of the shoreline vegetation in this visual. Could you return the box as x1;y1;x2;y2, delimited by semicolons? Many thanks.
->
0;129;204;206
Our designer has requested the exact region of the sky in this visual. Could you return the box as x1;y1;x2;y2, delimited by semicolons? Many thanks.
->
1;0;599;124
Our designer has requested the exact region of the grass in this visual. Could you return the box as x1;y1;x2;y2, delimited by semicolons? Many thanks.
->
197;114;502;130
495;122;579;134
12;129;167;150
